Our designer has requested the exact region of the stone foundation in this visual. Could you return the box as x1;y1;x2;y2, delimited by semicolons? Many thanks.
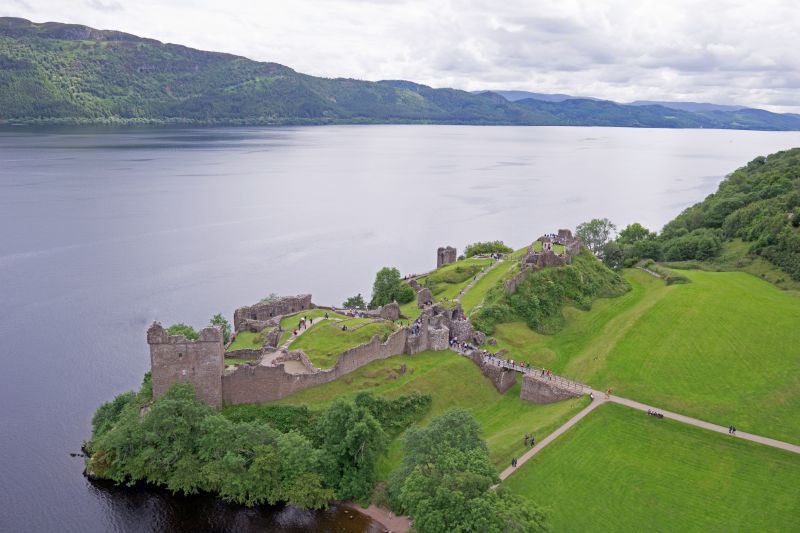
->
520;374;582;404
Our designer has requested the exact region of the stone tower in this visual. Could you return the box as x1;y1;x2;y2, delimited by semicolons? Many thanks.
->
147;322;224;406
437;246;457;268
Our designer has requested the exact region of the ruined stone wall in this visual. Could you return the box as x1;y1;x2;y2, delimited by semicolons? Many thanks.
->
437;246;457;268
504;267;529;294
233;294;313;331
222;328;410;404
148;322;224;406
225;348;262;359
520;374;582;404
450;319;473;343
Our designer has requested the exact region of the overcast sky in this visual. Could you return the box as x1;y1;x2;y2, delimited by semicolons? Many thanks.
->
4;0;800;112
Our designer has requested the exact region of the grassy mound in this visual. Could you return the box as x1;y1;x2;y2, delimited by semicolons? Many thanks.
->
461;259;519;314
418;257;493;301
505;403;800;532
473;249;630;335
289;319;397;369
276;350;589;477
492;268;800;443
278;309;349;345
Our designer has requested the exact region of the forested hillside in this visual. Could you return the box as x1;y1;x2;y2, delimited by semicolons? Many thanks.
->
604;148;800;280
2;17;800;129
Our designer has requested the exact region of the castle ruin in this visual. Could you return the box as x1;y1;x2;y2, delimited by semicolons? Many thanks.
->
148;295;475;407
437;246;457;268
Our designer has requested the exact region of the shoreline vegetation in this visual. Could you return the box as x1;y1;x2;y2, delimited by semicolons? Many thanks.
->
82;143;800;530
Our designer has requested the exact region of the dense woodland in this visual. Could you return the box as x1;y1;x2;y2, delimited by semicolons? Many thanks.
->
3;17;800;130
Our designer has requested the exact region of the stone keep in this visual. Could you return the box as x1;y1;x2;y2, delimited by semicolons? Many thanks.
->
148;322;224;406
437;246;457;268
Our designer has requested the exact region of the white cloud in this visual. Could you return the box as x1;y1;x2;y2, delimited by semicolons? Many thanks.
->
2;0;798;112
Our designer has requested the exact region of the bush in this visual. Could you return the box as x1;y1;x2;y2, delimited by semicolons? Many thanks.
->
473;250;629;335
464;240;513;257
166;323;199;340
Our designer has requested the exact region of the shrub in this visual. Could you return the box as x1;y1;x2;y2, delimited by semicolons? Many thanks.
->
166;323;199;340
464;240;513;257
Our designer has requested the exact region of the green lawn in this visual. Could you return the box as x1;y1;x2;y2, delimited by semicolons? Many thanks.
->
277;350;588;477
425;257;494;302
461;259;518;314
504;403;800;533
278;309;349;345
491;268;800;443
288;320;398;369
227;330;261;351
399;299;421;320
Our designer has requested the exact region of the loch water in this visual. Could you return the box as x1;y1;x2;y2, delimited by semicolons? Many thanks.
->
2;125;800;532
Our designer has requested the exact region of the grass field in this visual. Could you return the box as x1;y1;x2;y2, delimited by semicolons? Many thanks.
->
490;268;800;443
504;403;800;533
277;350;588;476
278;309;349;345
461;259;518;314
288;319;398;369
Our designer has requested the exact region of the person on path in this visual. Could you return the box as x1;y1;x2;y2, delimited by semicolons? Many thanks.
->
511;458;517;468
732;426;737;435
606;388;612;399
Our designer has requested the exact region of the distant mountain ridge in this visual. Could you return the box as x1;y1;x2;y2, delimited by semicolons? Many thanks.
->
1;17;799;130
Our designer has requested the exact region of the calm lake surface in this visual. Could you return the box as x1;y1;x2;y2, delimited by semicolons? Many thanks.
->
2;125;800;532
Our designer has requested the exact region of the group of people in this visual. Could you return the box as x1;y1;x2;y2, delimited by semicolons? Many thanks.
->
524;433;536;447
292;316;313;336
647;409;664;419
728;425;738;435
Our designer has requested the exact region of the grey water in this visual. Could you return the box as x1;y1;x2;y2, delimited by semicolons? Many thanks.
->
2;124;800;532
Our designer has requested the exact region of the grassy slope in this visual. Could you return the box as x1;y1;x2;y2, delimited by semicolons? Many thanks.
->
504;403;800;533
288;320;397;369
595;269;800;443
461;259;518;314
666;239;800;296
278;309;349;345
424;257;493;302
492;268;800;443
227;330;260;351
276;350;588;476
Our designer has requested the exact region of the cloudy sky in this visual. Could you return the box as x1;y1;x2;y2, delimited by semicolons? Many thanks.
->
4;0;800;112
